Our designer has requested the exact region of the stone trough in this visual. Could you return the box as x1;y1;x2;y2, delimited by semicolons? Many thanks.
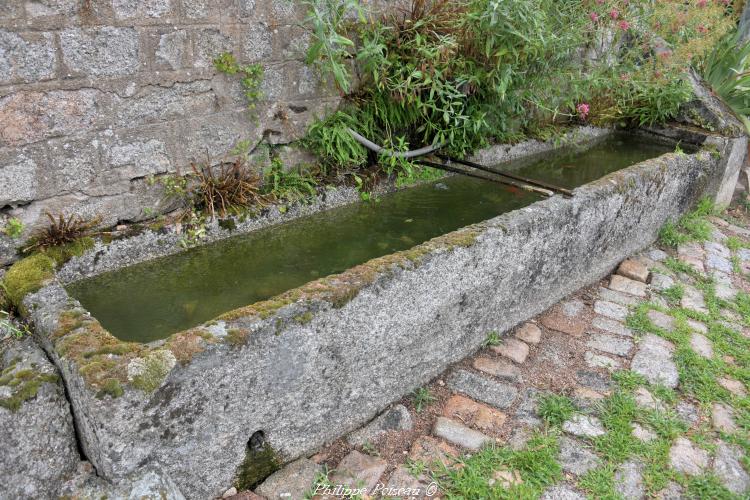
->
18;115;748;498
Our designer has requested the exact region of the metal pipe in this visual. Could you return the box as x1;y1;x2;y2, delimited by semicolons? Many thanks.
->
438;154;573;197
346;127;564;197
414;159;554;197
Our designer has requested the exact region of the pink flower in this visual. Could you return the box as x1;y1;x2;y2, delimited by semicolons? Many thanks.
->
697;0;707;6
590;12;600;22
697;24;708;34
657;49;672;59
619;20;630;30
596;0;605;4
577;103;590;120
620;73;630;81
610;9;619;19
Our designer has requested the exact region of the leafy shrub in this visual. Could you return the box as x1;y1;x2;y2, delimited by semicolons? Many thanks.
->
302;0;740;174
303;0;363;93
303;110;371;172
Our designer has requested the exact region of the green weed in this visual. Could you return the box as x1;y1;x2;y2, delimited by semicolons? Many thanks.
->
437;432;561;498
662;284;685;305
3;218;24;239
412;387;436;413
213;52;263;115
537;394;577;427
483;331;502;347
578;465;619;500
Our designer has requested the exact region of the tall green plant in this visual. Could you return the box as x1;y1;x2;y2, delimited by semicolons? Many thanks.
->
700;29;750;132
303;0;364;93
304;0;590;160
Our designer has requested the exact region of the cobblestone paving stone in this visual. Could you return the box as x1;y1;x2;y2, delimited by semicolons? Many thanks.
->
247;207;750;499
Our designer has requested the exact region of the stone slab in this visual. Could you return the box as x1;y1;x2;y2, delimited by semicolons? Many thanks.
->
447;370;518;409
472;357;521;383
609;275;648;297
255;458;321;500
558;437;601;476
330;451;387;494
433;417;491;451
491;338;530;364
617;259;650;282
593;300;629;321
442;394;507;432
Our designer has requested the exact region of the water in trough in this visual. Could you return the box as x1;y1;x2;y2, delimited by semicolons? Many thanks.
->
67;134;672;342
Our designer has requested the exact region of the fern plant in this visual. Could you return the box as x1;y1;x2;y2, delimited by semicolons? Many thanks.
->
262;158;318;202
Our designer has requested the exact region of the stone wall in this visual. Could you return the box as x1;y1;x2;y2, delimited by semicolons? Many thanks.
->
0;0;339;258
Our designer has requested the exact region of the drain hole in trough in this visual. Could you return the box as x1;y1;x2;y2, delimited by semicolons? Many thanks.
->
235;430;281;491
248;430;266;452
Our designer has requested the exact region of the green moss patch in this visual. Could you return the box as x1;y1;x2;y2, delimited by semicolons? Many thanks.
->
47;308;214;394
97;378;124;399
41;237;95;266
0;366;59;412
226;328;249;346
129;350;176;392
165;329;214;364
2;254;55;308
235;442;281;491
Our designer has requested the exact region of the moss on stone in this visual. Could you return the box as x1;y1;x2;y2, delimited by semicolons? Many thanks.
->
217;227;481;323
51;311;142;391
165;330;213;364
129;350;176;392
0;367;58;412
82;343;140;358
42;237;95;266
56;320;138;361
0;286;9;312
294;312;314;324
50;308;200;394
96;378;124;399
2;254;55;308
226;328;249;346
78;359;123;388
234;443;281;491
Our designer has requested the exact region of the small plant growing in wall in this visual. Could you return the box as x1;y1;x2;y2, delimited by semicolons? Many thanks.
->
2;218;24;239
213;52;264;117
178;211;208;249
21;212;100;266
483;331;502;347
25;212;100;251
0;310;28;339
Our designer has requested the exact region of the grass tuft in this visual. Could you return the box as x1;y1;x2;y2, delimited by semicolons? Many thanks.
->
537;394;577;427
